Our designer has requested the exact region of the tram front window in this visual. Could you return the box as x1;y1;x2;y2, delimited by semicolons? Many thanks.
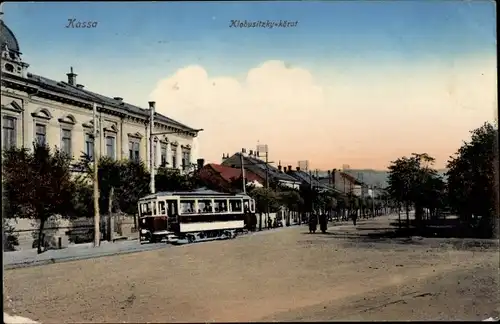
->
140;202;152;216
158;201;166;215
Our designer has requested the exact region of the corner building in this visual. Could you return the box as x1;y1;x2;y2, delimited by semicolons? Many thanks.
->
1;19;201;172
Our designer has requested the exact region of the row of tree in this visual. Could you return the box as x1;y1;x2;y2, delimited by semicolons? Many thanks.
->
2;144;388;253
386;122;498;238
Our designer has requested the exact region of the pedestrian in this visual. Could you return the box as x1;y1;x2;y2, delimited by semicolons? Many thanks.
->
309;213;318;234
319;213;327;233
352;212;357;226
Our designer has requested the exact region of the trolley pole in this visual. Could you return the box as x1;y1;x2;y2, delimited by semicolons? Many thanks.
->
149;101;156;194
93;102;100;248
240;150;246;194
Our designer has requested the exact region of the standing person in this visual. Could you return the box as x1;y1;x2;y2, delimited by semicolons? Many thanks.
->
309;213;318;234
319;213;327;233
352;211;358;226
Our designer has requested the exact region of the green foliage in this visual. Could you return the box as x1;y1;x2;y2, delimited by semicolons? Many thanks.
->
279;190;304;211
2;143;75;253
155;167;202;192
248;187;281;213
76;155;150;215
446;122;498;237
387;153;446;225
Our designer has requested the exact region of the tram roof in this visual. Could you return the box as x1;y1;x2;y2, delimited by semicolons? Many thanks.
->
139;188;250;200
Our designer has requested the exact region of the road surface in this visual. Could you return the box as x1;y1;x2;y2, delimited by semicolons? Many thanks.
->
4;215;499;322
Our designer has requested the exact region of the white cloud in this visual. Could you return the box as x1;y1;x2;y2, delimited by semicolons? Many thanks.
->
150;57;496;169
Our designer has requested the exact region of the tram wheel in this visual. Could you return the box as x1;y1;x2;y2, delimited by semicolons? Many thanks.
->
187;235;195;243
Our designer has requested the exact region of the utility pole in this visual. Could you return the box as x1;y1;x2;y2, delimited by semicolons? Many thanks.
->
265;150;269;230
371;185;376;217
240;149;246;194
93;102;100;248
309;170;314;214
149;101;155;194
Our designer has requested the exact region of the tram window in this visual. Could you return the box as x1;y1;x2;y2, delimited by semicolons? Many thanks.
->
153;202;157;215
229;200;242;212
198;200;213;213
158;201;166;215
140;202;152;216
214;200;228;213
166;200;178;217
250;200;256;212
243;200;250;212
180;200;196;214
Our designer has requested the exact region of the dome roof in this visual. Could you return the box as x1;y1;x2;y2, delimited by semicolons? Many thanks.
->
0;20;20;53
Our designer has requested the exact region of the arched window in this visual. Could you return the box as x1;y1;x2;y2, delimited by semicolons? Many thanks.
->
5;63;14;72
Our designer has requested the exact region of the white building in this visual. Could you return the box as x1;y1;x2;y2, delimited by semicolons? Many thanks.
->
1;19;202;172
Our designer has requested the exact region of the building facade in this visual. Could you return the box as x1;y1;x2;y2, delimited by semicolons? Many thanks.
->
1;20;201;172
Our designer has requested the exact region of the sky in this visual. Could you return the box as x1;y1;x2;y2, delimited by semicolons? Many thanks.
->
3;1;497;170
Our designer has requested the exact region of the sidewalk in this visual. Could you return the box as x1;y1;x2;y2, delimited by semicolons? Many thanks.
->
4;239;168;270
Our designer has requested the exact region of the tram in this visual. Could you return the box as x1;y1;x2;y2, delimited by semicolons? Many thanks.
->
138;189;256;244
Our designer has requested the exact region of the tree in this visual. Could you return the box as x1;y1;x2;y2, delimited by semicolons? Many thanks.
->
76;155;150;216
2;144;75;254
387;153;444;228
446;122;498;238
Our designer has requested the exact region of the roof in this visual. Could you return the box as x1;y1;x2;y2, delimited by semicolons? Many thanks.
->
339;172;361;185
289;170;332;191
1;21;198;133
0;20;20;53
238;154;298;182
208;163;262;184
140;188;251;200
22;73;198;133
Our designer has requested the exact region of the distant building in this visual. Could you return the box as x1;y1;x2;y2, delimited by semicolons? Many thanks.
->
1;19;201;173
222;152;300;189
198;163;263;193
286;166;337;193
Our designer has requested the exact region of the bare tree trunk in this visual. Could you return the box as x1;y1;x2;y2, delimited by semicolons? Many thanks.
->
37;218;46;254
405;204;410;228
108;187;114;242
398;203;402;229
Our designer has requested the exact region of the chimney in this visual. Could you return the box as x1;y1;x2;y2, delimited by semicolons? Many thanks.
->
296;166;300;171
332;169;336;186
114;97;123;102
287;165;292;172
327;170;331;185
278;161;282;172
66;66;77;86
249;149;253;156
76;84;84;89
197;158;205;170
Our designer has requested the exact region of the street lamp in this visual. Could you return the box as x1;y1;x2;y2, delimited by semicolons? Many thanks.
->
148;101;203;194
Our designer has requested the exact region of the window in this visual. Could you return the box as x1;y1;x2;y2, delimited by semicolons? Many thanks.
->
128;139;140;162
85;133;94;160
106;136;115;160
35;123;46;146
5;63;14;72
61;129;72;156
214;200;228;213
182;150;191;171
2;116;16;149
161;143;168;166
140;202;152;216
166;200;179;218
153;142;157;167
198;200;213;213
158;201;166;215
171;146;177;168
230;200;243;213
180;200;196;214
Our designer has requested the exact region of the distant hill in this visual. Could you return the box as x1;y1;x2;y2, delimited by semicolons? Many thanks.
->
318;169;447;188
